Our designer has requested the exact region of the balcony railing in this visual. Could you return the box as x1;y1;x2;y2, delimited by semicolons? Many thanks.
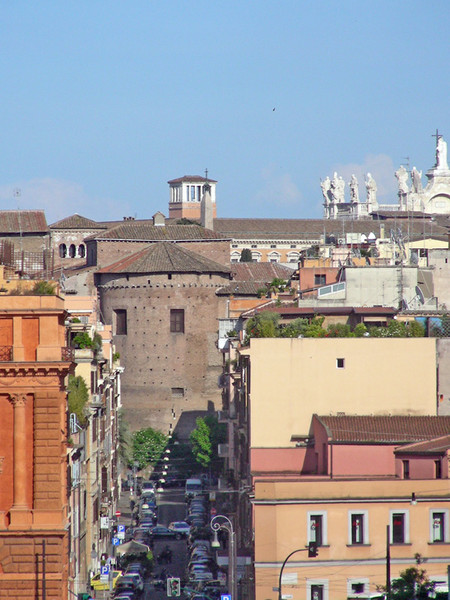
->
0;346;12;361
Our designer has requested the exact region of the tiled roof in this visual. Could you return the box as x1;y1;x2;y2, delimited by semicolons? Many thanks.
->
230;263;295;281
167;175;217;184
97;241;231;275
316;415;450;444
0;210;48;234
217;263;295;296
86;222;227;242
50;214;107;229
213;217;448;240
395;434;450;455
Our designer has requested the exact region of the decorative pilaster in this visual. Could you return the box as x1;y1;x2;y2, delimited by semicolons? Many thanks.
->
9;393;29;509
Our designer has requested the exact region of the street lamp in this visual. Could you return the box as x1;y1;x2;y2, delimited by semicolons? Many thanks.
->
211;514;237;600
278;544;317;600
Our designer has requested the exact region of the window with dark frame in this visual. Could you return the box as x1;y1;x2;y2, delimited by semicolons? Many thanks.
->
314;274;326;285
311;585;324;600
170;309;185;333
432;512;445;542
403;460;410;479
435;460;442;479
310;514;323;546
336;358;345;369
392;513;405;543
351;513;365;544
115;309;127;335
351;583;365;595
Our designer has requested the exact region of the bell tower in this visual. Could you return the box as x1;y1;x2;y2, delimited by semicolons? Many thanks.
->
168;174;217;221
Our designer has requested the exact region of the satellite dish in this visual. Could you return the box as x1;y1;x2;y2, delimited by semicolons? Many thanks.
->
415;286;425;305
401;299;409;311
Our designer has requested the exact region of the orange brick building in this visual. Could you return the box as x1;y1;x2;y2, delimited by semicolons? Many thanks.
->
0;294;73;599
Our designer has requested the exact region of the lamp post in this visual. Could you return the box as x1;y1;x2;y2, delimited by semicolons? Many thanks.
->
211;514;237;600
278;545;317;600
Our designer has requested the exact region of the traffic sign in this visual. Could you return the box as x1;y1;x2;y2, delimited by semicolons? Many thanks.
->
167;577;181;597
101;565;110;575
112;537;120;546
221;595;231;600
117;525;125;533
115;510;121;517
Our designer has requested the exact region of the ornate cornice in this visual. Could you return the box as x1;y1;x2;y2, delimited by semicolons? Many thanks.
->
8;393;28;407
0;363;71;382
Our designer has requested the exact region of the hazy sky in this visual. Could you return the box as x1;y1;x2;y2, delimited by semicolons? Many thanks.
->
0;2;449;224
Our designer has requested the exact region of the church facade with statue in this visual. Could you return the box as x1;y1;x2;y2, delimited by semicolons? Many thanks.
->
322;134;450;219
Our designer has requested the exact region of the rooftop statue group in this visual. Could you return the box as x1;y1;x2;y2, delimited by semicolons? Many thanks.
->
321;172;377;205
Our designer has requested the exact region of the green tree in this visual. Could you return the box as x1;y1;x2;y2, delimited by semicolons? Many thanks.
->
240;248;253;262
118;409;132;464
190;417;212;468
245;312;280;339
67;375;89;426
132;428;168;470
389;565;435;600
326;323;353;337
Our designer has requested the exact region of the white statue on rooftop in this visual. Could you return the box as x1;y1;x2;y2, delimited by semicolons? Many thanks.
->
349;174;359;203
331;172;345;203
395;165;409;194
411;167;422;193
436;136;449;170
320;177;331;204
365;172;377;204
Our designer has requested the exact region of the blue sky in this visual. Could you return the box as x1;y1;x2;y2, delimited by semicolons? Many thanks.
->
0;1;449;224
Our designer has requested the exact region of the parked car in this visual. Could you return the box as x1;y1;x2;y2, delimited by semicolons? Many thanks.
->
122;572;144;592
150;525;183;540
90;569;122;591
168;521;191;536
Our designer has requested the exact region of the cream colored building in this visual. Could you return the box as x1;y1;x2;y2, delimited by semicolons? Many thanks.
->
243;337;437;447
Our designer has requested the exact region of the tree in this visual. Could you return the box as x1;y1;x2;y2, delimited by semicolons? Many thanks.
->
389;564;435;600
240;248;253;262
190;417;212;468
132;427;168;470
67;375;89;426
245;312;280;339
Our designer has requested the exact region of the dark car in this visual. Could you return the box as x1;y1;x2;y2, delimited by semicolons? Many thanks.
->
149;525;182;540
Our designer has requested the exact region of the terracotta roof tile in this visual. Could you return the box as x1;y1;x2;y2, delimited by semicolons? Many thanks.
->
50;214;107;229
395;434;450;455
0;210;48;234
316;415;450;444
167;175;217;184
86;222;227;242
97;241;230;275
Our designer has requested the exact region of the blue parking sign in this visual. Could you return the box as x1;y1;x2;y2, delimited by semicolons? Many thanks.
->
117;524;125;533
221;595;231;600
112;537;120;546
101;565;110;575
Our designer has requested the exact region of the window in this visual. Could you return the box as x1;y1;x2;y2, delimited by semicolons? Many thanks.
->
315;274;326;285
114;309;127;335
435;460;442;479
78;244;85;258
336;358;345;369
59;243;67;258
347;579;369;597
308;512;327;546
270;244;277;248
349;511;368;545
307;580;328;600
390;510;409;544
171;387;184;398
170;309;185;333
290;244;297;248
251;244;257;248
430;510;449;543
231;244;238;248
69;244;76;258
403;460;410;479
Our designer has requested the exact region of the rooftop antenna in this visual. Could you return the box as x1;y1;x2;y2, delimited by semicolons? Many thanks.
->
14;188;23;255
204;168;208;182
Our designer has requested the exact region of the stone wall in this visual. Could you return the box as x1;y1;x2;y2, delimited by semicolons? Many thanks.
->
98;272;229;437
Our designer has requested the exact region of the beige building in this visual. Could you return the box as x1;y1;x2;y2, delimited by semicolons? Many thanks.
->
243;337;437;447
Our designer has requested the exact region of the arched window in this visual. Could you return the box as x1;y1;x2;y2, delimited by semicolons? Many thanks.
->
59;244;67;258
268;251;281;263
230;251;240;263
69;244;76;258
251;251;262;263
78;244;86;258
287;251;300;263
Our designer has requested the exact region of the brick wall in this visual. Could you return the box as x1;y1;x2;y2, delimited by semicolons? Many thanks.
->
98;271;229;436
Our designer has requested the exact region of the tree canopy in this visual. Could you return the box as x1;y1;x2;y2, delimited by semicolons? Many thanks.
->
67;375;89;426
131;427;168;470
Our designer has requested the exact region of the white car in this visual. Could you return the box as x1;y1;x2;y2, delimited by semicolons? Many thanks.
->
168;520;191;536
